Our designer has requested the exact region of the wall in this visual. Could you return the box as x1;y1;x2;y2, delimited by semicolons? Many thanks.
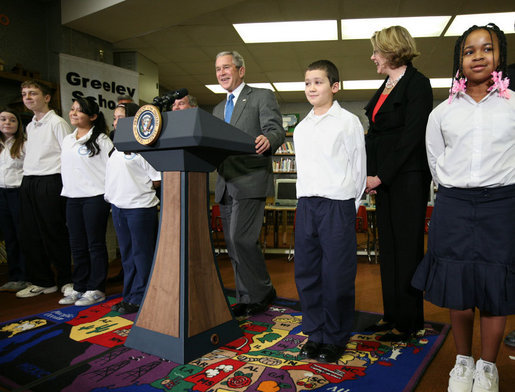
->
61;0;124;25
0;0;50;110
0;0;115;110
0;0;50;79
114;52;159;105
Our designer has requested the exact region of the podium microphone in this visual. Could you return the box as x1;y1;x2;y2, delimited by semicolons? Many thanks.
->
153;88;189;112
166;88;188;101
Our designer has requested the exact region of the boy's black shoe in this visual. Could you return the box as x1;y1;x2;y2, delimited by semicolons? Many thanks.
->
298;340;321;359
246;288;277;316
117;302;140;315
231;303;248;317
111;301;124;312
504;330;515;347
317;344;346;363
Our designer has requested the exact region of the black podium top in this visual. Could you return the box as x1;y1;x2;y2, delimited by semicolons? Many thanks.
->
114;107;255;172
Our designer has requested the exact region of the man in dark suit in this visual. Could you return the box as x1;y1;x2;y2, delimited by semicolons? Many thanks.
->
213;51;284;316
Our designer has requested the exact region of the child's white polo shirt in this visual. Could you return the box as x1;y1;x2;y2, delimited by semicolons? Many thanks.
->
0;137;25;188
60;128;113;198
23;110;71;176
104;150;160;209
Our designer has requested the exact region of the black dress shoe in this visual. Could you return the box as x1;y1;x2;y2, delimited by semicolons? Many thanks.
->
298;340;321;359
377;329;412;343
117;302;140;315
231;303;248;317
317;344;346;363
246;288;277;316
111;301;124;312
364;320;395;332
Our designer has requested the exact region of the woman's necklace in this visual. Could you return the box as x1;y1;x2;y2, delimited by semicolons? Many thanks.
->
385;71;405;89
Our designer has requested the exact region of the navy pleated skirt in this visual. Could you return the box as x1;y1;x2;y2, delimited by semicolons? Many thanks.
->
412;184;515;316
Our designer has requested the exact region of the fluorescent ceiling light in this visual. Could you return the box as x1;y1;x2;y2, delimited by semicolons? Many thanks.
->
341;16;451;39
234;20;338;43
273;82;306;92
445;12;515;36
247;83;274;91
430;78;453;88
205;84;226;94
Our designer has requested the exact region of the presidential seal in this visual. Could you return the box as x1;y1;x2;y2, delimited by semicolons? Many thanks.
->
133;104;162;145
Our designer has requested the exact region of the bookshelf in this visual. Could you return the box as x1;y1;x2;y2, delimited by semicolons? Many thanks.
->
273;114;298;175
267;114;299;251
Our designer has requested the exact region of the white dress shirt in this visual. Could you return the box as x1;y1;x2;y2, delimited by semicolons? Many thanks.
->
294;100;367;210
23;110;71;176
426;89;515;188
0;137;25;188
60;128;113;198
104;150;161;209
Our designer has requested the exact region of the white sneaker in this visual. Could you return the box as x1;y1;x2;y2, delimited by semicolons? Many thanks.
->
74;290;105;306
16;284;58;298
448;354;475;392
472;359;499;392
61;283;74;295
58;289;84;305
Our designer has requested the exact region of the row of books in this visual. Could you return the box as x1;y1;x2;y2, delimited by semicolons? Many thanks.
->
273;157;296;173
276;141;295;155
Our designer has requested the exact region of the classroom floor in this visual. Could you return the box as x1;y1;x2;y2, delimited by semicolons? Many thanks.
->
1;254;514;392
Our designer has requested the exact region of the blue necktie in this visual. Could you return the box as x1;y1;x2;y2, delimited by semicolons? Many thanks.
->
224;93;234;123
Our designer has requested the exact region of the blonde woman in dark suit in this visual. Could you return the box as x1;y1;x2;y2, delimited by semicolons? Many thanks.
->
364;26;433;341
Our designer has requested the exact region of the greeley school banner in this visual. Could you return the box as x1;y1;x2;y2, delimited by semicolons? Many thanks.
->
59;53;139;124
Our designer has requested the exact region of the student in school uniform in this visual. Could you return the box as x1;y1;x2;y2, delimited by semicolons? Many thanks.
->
16;81;73;298
294;60;366;363
106;102;141;284
58;97;113;306
0;109;28;292
105;103;161;315
412;24;514;392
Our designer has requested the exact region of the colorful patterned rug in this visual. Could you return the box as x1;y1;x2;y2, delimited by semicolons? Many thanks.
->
0;295;449;392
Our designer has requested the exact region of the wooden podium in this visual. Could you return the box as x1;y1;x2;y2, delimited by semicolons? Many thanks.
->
114;108;254;363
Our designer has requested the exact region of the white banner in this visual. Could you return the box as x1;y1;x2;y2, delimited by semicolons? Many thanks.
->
59;53;139;127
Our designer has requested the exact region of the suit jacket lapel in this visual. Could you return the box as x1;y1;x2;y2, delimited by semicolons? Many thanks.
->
364;79;387;117
230;84;250;125
365;63;416;118
384;64;415;109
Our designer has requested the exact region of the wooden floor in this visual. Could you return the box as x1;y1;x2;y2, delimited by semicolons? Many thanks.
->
1;255;514;391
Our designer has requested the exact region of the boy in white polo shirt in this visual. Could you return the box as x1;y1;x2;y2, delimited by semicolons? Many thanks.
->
16;80;72;298
294;60;366;363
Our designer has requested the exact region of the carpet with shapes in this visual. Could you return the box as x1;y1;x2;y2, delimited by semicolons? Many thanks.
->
0;295;449;392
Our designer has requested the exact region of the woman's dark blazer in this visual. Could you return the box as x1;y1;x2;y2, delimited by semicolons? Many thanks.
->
364;63;433;186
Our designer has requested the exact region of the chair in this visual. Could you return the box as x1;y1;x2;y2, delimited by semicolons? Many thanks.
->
425;205;434;234
210;204;224;255
356;205;368;232
356;205;377;263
